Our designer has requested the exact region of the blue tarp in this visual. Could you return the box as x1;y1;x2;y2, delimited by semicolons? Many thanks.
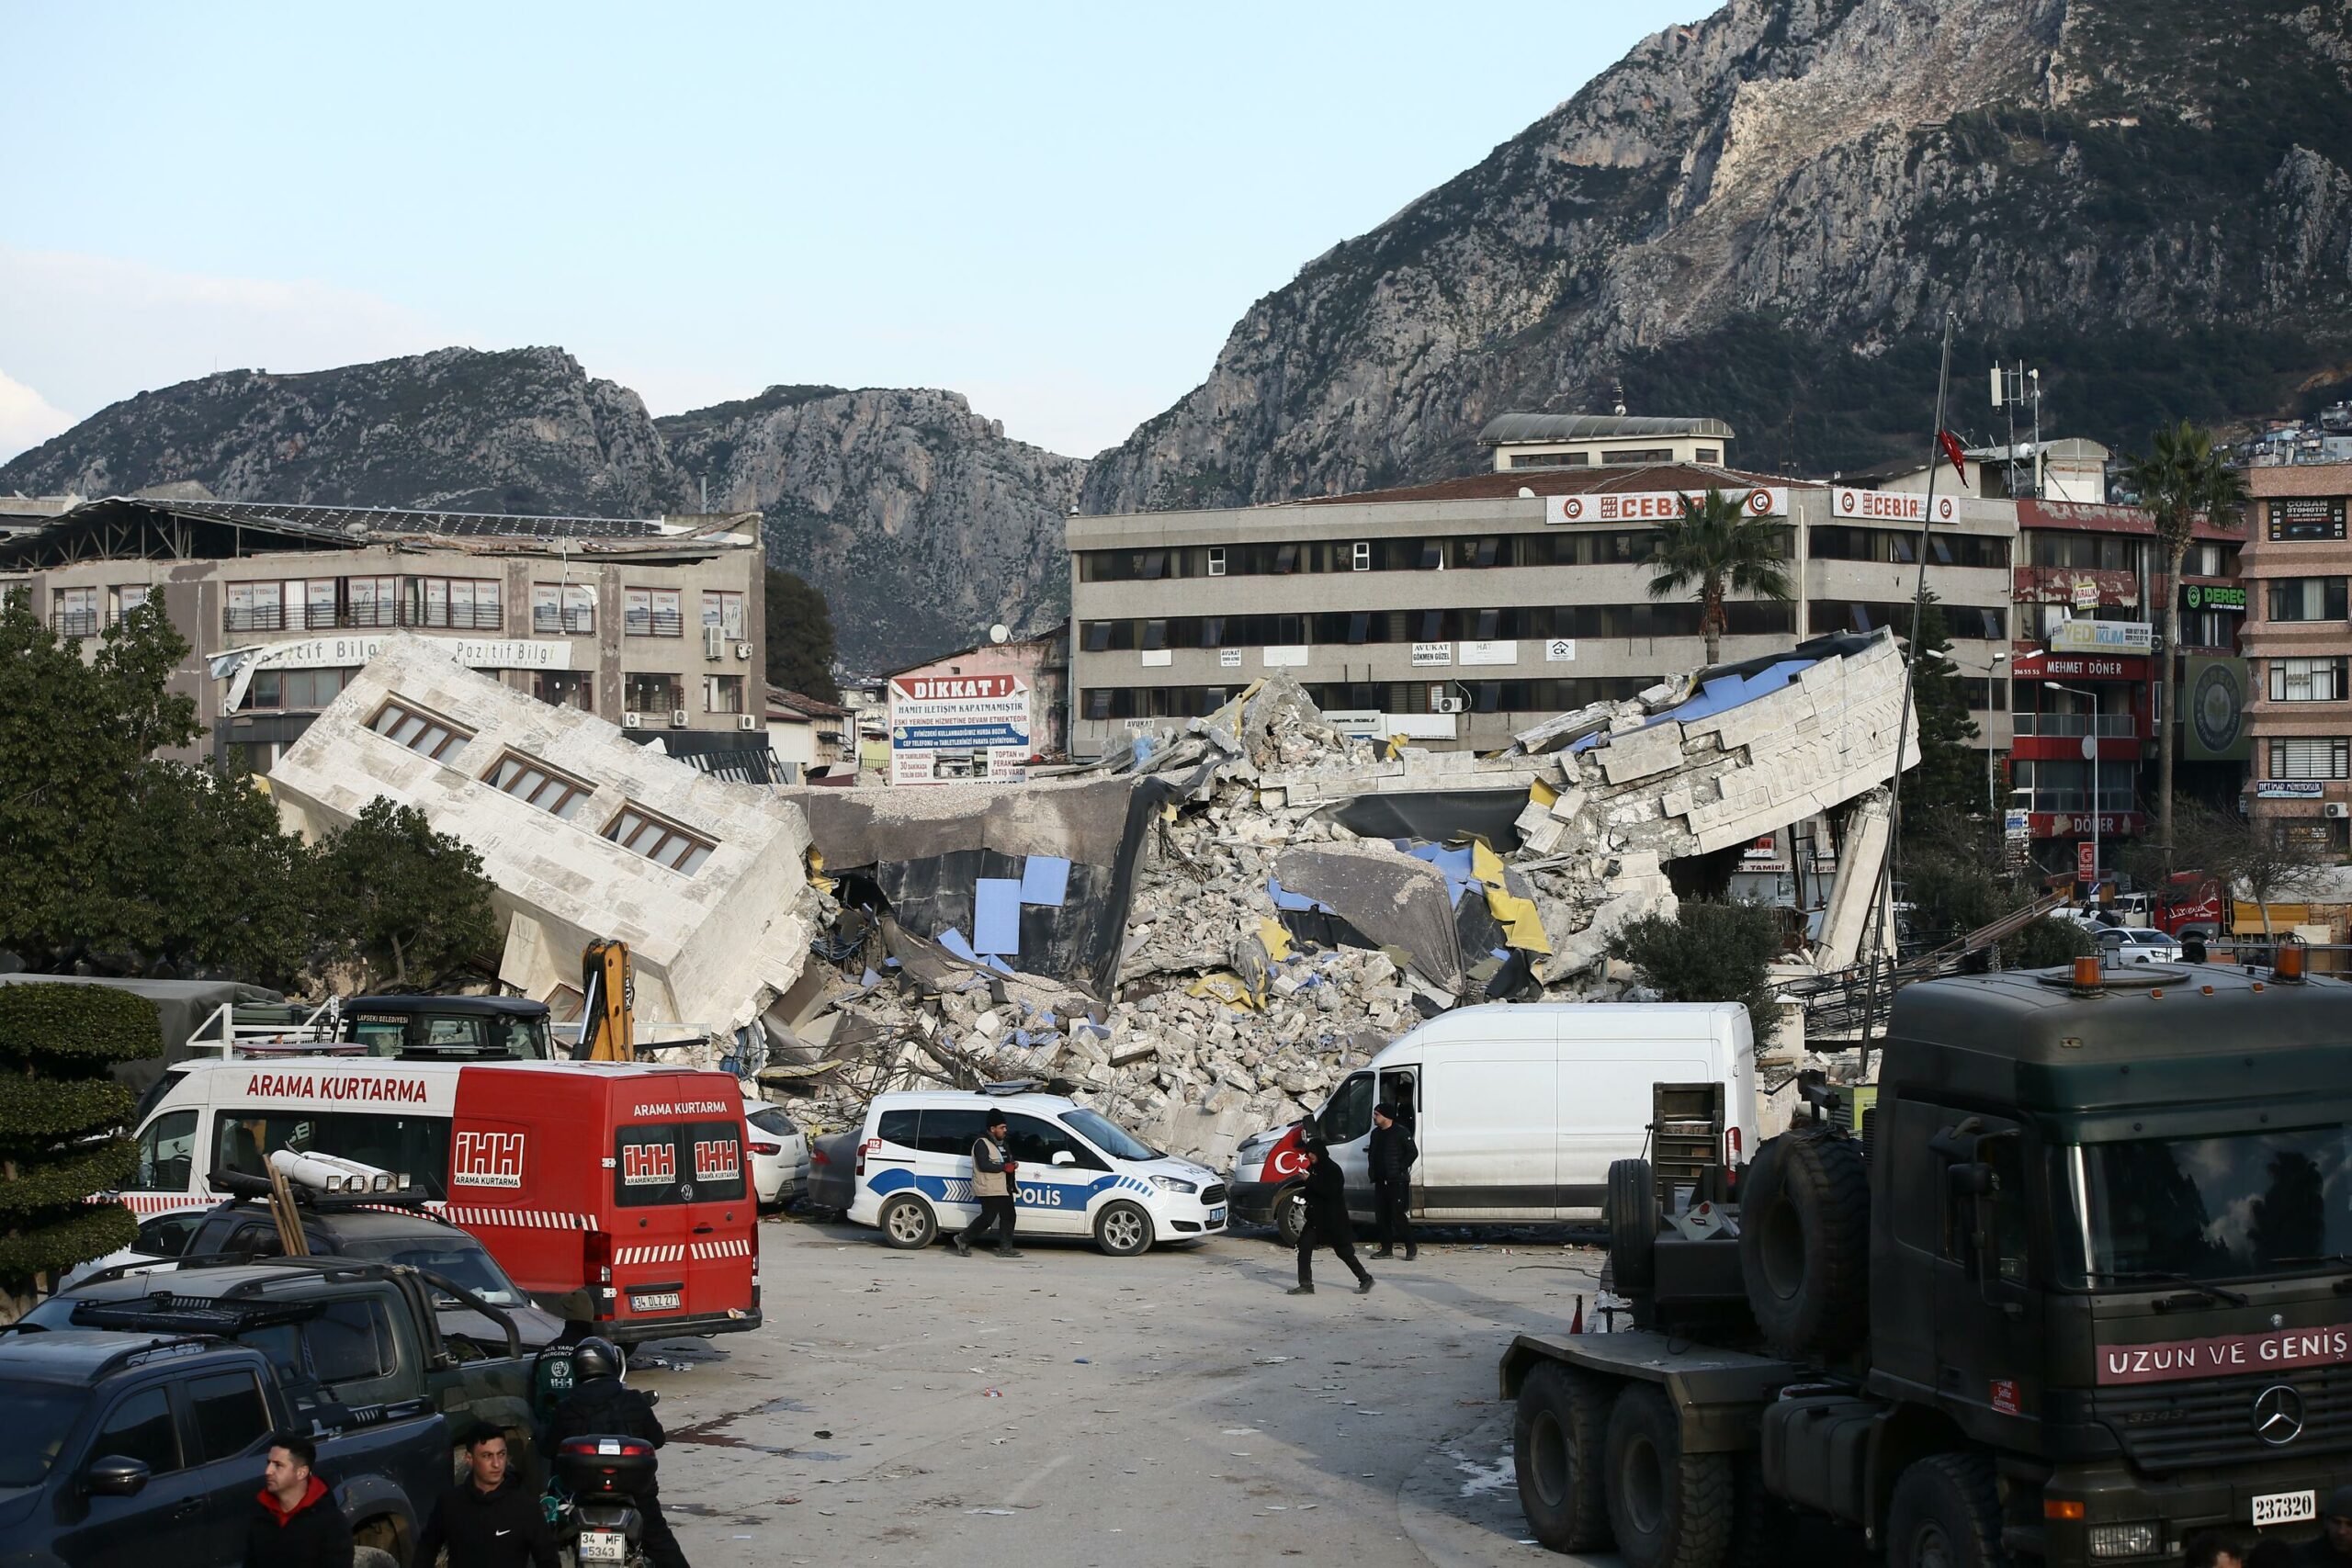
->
938;928;981;963
974;878;1023;954
1574;657;1817;752
1019;855;1072;907
1268;875;1332;914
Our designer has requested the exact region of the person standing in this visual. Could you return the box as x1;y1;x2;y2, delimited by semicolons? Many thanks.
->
411;1426;557;1568
2294;1488;2352;1568
951;1109;1023;1258
1367;1102;1418;1261
244;1432;353;1568
543;1337;686;1568
1288;1140;1374;1295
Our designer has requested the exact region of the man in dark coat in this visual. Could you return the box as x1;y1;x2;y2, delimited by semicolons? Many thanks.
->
244;1432;353;1568
1288;1140;1374;1295
2294;1487;2352;1568
1367;1102;1419;1261
412;1426;558;1568
544;1337;687;1568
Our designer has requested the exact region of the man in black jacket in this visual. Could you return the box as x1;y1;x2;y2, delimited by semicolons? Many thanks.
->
1367;1102;1419;1261
244;1432;352;1568
544;1338;687;1568
1288;1140;1374;1296
411;1427;557;1568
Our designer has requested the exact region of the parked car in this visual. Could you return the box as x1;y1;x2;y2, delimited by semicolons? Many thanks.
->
807;1129;858;1212
743;1098;810;1209
2096;926;2183;964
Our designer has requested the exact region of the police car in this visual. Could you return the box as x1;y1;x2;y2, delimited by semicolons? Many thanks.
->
844;1085;1227;1256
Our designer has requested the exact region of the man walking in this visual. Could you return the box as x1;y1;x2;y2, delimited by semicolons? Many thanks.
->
244;1432;352;1568
1288;1140;1374;1295
951;1109;1023;1258
1367;1101;1418;1261
411;1426;557;1568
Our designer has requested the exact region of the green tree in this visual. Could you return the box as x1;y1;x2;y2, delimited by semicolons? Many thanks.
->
2008;915;2097;969
1901;597;1984;832
106;762;314;987
1606;900;1783;1050
0;985;159;1305
311;798;501;990
2150;798;2334;943
2120;422;2249;856
1645;489;1793;667
765;568;842;702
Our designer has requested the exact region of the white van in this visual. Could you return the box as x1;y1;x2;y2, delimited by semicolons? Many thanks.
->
844;1088;1227;1256
1227;1002;1758;1238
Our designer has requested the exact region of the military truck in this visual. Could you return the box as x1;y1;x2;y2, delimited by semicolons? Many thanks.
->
1502;957;2352;1568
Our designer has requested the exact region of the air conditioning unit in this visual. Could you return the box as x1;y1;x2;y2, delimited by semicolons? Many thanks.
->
703;626;726;660
734;641;753;660
622;712;642;730
669;708;690;728
2325;802;2350;820
1432;695;1467;715
736;714;759;732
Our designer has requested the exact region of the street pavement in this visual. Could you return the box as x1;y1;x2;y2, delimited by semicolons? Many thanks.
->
627;1212;1606;1568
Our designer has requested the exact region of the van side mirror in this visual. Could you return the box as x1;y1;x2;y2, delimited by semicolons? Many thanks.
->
83;1456;151;1497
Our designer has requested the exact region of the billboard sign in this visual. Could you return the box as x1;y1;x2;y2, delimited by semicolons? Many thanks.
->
2050;619;2154;654
1829;487;1958;525
1546;487;1788;525
2182;582;2247;613
889;672;1031;785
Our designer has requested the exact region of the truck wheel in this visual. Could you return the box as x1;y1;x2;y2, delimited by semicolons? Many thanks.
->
1604;1383;1731;1568
877;1194;937;1249
1272;1184;1307;1247
1607;1158;1658;1295
1094;1200;1153;1257
1513;1362;1615;1552
1737;1130;1869;1361
1886;1452;2008;1568
1724;1455;1789;1568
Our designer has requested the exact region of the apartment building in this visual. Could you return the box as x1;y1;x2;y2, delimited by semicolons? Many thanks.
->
0;493;768;772
1065;415;2018;761
2242;458;2352;852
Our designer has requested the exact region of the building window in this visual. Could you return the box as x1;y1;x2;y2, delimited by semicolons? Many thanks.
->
1458;537;1502;569
1694;447;1721;465
1141;619;1169;652
409;577;502;631
2269;737;2350;781
223;581;285;632
287;578;337;630
346;577;398;628
2270;658;2349;703
369;700;470;761
1084;689;1114;720
1509;452;1589;469
534;583;595;635
247;667;352;711
1207;547;1227;578
1351;541;1371;571
52;586;99;637
701;591;745;639
603;806;715;874
533;671;594;712
1135;551;1166;581
1345;611;1373;645
1083;622;1114;653
486;753;592;819
2269;578;2349;623
624;588;683;637
1418;542;1443;570
625;672;684;714
1471;607;1502;640
704;674;745;714
109;584;151;625
1602;447;1677;466
1272;544;1299;575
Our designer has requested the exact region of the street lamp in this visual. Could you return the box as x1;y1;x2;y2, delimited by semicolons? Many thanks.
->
2046;681;2100;897
1986;650;2008;818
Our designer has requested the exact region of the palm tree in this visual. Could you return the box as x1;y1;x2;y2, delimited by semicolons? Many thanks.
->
2120;422;2249;858
1645;489;1793;667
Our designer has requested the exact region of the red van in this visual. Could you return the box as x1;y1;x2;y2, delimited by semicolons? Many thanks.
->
444;1063;760;1343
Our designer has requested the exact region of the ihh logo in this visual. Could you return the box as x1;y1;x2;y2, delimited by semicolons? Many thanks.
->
453;1130;525;1189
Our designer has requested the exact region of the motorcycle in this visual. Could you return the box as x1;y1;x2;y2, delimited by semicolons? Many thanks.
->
553;1434;659;1568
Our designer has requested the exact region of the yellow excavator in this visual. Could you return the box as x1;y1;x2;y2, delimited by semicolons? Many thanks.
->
575;938;635;1061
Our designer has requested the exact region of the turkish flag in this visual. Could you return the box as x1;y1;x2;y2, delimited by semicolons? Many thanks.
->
1938;429;1969;481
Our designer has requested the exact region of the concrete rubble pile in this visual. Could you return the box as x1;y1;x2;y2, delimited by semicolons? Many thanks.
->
772;630;1919;1170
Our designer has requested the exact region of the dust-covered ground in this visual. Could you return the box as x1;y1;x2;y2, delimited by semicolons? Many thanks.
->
625;1213;1613;1568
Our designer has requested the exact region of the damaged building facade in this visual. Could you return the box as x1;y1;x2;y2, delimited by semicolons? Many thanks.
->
0;492;770;774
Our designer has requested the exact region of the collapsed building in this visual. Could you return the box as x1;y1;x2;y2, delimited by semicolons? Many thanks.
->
264;629;1916;1170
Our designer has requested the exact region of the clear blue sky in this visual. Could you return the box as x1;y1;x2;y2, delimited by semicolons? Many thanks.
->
0;2;1699;464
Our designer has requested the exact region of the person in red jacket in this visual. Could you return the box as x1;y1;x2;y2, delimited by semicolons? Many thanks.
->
244;1432;353;1568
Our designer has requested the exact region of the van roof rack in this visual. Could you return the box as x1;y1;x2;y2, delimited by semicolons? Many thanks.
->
209;1170;438;1212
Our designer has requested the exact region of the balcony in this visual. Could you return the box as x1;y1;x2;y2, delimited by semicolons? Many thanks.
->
51;608;100;637
222;601;492;633
624;610;684;637
533;607;595;635
2011;712;2139;739
411;604;504;632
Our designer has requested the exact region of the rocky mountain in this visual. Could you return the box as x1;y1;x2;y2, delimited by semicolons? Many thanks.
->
657;387;1083;670
0;348;1083;670
1083;0;2352;511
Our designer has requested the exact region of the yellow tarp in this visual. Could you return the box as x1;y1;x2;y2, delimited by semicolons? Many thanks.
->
1529;778;1559;808
1487;886;1553;954
1188;972;1261;1011
1471;841;1509;889
1256;918;1295;963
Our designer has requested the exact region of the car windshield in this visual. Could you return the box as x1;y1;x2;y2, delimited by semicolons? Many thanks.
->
0;1382;87;1489
338;1237;526;1306
747;1107;798;1138
1060;1108;1159;1163
2064;1123;2352;1285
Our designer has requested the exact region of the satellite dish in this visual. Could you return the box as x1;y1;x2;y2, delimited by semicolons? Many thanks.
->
989;624;1011;645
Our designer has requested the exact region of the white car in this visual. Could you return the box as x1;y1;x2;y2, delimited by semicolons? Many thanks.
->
744;1098;810;1208
2097;927;2182;964
844;1087;1227;1256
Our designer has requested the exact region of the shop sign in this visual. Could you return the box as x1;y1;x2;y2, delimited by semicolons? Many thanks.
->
2256;781;2326;799
1544;637;1577;662
1546;487;1787;525
2071;578;2101;609
2025;811;2145;837
1411;642;1453;667
2267;496;2348;542
1829;487;1957;524
2004;809;2031;841
2049;620;2154;654
1460;639;1517;666
2013;653;2145;681
889;672;1030;786
2181;582;2246;612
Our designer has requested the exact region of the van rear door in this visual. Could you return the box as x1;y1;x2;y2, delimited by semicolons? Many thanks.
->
605;1074;756;1336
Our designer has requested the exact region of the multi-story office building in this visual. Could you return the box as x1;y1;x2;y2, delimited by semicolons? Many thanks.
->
2243;458;2352;852
0;492;770;772
1066;415;2018;762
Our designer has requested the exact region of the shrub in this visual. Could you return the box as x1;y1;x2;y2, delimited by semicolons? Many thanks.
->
0;983;163;1296
1607;900;1782;1050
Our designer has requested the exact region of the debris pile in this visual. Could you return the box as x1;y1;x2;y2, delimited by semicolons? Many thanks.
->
764;630;1919;1170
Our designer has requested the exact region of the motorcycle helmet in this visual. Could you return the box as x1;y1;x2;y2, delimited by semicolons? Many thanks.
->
571;1336;624;1383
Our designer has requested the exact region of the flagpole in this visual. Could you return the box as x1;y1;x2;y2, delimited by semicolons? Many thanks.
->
1856;310;1958;1083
